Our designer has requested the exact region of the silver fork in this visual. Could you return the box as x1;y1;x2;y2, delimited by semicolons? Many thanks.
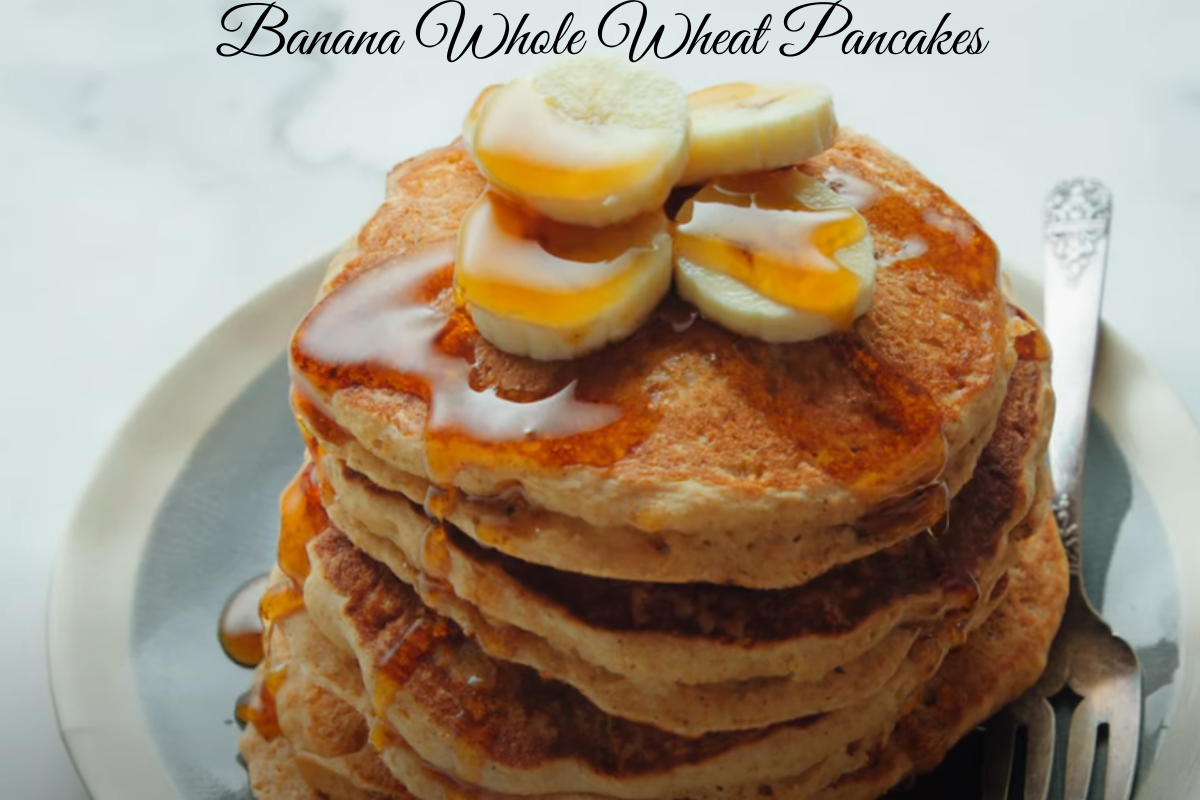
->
981;179;1142;800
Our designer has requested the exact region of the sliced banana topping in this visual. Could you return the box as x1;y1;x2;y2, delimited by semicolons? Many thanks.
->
455;190;672;361
681;83;837;186
672;170;877;343
463;57;690;228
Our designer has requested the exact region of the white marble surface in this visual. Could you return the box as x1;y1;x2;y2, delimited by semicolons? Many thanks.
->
1;0;1198;796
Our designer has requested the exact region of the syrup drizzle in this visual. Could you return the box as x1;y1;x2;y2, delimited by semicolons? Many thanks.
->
218;574;269;668
220;465;325;678
235;665;287;740
291;240;626;483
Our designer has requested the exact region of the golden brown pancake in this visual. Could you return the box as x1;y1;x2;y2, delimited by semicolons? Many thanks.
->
301;389;992;590
240;723;328;800
271;608;875;800
238;119;1066;800
300;518;1019;798
312;332;1048;692
241;513;1066;800
276;320;1050;739
325;472;1046;737
289;131;1014;562
810;511;1069;799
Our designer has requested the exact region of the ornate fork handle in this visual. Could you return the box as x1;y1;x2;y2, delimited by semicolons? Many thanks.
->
1044;178;1112;576
983;179;1140;800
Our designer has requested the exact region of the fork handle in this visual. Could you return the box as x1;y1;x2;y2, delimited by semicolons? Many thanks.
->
1042;178;1112;575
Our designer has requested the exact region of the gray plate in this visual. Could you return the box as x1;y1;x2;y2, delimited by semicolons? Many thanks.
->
49;260;1200;800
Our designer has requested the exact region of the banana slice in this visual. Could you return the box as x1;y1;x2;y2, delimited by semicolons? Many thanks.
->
672;170;877;343
463;57;690;228
681;83;837;186
456;190;672;360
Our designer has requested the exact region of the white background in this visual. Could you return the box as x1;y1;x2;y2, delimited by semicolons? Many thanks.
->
1;0;1198;795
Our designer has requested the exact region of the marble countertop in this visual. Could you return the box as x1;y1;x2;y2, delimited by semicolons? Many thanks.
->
2;0;1198;795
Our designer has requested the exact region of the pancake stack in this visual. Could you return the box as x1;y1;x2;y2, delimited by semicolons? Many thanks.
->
236;130;1069;800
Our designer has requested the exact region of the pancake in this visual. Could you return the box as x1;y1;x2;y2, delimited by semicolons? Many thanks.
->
289;130;1014;558
238;107;1065;800
324;474;1046;737
272;611;875;800
240;723;328;800
313;334;1048;691
300;388;993;589
240;512;1066;800
810;511;1069;799
301;519;1014;799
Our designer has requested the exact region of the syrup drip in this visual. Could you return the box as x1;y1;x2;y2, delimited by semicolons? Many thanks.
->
455;189;670;327
419;480;542;548
277;462;328;584
673;170;868;327
235;665;287;740
290;383;351;446
218;574;269;668
220;466;325;673
369;603;498;787
1012;320;1051;362
291;239;650;485
423;485;455;521
373;614;456;722
259;580;305;626
419;524;455;581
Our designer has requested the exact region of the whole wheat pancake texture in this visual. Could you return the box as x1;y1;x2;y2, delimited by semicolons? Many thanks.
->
290;131;1014;556
233;110;1065;800
241;514;1067;800
298;336;1050;735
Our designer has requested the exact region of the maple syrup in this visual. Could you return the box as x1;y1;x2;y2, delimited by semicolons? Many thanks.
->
219;466;324;672
234;664;287;740
423;484;459;522
373;614;456;717
419;523;455;581
259;580;305;626
218;573;269;668
290;239;657;485
673;169;869;327
277;461;327;584
1009;306;1052;362
290;385;351;446
285;151;1002;510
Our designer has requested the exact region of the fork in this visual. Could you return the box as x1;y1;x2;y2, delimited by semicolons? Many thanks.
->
981;179;1142;800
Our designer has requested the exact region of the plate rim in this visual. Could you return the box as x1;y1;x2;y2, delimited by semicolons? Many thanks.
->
46;258;1200;800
